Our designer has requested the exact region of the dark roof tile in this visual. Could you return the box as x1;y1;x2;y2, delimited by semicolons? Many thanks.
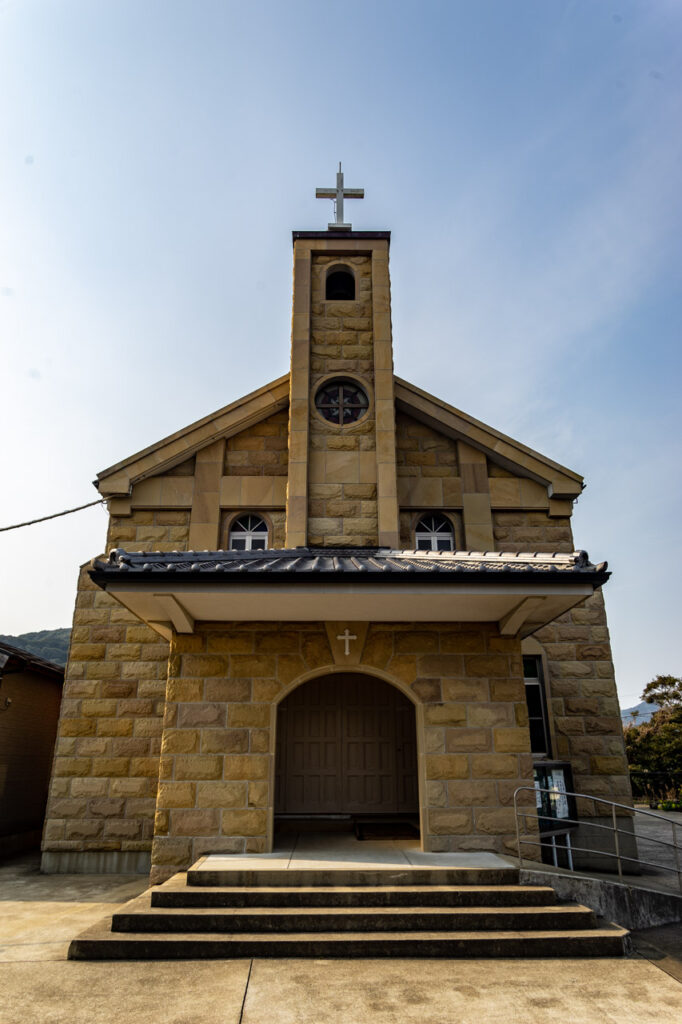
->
91;547;608;584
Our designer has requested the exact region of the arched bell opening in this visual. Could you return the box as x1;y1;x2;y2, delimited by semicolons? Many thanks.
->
325;266;355;300
274;672;420;841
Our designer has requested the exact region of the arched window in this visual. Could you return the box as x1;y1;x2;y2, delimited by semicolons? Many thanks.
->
315;378;369;425
228;514;268;551
414;513;454;551
326;268;355;301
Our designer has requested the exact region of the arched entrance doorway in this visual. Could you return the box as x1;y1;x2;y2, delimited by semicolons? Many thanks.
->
275;673;418;820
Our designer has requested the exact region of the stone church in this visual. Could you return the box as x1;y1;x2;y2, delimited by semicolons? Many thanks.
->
42;172;630;884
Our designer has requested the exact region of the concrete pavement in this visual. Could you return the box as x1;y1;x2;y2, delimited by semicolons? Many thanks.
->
1;853;682;1023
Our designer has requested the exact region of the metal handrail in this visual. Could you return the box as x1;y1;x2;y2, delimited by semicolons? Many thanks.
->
513;809;682;854
514;835;678;878
513;785;682;893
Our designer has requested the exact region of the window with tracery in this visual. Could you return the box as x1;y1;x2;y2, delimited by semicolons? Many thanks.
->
228;513;268;551
414;513;454;551
315;379;369;426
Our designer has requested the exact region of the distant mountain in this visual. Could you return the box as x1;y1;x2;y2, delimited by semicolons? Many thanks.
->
621;700;660;724
0;628;71;666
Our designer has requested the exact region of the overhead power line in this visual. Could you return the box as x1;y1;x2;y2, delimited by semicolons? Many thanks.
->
0;498;106;533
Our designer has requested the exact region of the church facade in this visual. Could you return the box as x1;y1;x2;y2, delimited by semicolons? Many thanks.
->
41;201;630;883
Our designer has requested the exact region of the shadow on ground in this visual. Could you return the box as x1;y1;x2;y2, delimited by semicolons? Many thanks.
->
0;853;681;1024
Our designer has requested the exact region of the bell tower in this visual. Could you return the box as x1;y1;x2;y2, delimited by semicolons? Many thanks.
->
285;167;399;549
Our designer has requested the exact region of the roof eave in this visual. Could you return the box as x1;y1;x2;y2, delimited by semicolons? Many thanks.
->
0;642;65;682
89;568;609;588
89;561;608;644
394;377;584;498
95;374;290;496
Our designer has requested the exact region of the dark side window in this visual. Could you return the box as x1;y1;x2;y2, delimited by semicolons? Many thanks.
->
524;655;552;758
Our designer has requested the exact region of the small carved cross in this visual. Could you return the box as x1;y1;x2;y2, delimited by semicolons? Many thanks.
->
316;162;364;231
336;628;358;657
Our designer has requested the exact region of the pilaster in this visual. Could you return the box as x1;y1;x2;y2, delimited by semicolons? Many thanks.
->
458;442;494;550
188;440;226;550
285;245;312;547
372;246;400;547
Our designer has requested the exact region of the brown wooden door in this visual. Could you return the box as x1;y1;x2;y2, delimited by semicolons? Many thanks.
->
276;674;418;815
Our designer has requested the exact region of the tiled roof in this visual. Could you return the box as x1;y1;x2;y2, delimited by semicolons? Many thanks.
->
91;548;609;584
0;640;65;681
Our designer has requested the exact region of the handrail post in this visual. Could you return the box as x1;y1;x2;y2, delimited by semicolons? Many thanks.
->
512;784;681;891
612;802;623;883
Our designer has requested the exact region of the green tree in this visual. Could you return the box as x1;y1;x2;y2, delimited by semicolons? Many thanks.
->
625;674;682;802
642;674;682;708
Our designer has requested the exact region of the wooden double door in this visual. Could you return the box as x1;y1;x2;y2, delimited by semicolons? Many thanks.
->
275;674;418;815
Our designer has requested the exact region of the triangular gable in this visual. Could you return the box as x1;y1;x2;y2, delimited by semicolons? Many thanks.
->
96;375;290;496
393;377;583;500
96;370;583;501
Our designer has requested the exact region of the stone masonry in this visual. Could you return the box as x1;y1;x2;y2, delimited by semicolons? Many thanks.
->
307;254;379;547
492;509;629;811
396;411;463;548
40;224;629;875
41;511;186;870
150;621;536;883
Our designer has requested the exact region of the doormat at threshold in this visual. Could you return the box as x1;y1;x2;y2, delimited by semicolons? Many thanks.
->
355;821;420;841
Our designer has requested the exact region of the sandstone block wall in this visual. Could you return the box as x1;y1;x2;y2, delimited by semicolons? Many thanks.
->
492;510;574;555
40;510;188;869
396;411;459;480
396;411;463;547
109;508;191;553
41;569;165;867
535;590;630;807
224;409;289;478
150;621;537;883
492;508;629;814
306;254;379;547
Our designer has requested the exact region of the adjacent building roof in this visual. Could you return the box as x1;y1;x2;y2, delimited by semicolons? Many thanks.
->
0;640;65;683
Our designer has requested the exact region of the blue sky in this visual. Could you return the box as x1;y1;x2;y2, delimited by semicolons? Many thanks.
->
0;0;680;706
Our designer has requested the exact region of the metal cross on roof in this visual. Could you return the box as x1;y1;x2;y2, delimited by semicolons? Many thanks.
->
316;162;364;231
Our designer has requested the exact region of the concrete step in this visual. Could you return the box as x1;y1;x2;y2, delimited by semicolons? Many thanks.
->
114;892;595;933
152;880;558;909
67;860;630;960
186;863;520;888
69;921;630;960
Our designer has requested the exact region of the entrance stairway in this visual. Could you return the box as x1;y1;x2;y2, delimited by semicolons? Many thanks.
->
69;858;629;959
